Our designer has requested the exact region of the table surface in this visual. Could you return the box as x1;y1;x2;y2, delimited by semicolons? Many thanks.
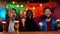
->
0;32;60;34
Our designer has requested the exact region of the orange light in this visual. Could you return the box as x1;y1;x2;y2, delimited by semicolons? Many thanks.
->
33;7;35;10
40;4;42;6
26;8;28;11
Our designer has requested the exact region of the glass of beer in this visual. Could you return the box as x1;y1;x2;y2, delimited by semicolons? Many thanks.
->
56;19;60;31
14;21;19;31
2;21;6;32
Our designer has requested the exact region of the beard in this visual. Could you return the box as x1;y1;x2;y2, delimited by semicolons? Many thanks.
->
46;16;50;19
44;15;51;19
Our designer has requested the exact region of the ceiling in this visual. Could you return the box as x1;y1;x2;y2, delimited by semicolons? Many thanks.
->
0;0;60;3
1;0;50;3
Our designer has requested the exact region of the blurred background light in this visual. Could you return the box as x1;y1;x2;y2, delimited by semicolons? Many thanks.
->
20;5;23;7
12;1;15;4
33;7;35;10
16;5;19;8
40;4;42;6
0;6;6;20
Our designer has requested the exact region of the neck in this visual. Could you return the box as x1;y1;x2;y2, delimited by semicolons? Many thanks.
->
46;18;51;22
10;19;15;21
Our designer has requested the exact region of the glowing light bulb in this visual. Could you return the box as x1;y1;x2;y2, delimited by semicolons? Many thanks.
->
20;5;23;7
16;5;19;8
40;4;42;6
33;7;35;10
12;1;15;4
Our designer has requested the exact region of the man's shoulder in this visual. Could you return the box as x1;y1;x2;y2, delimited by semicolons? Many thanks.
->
51;18;56;21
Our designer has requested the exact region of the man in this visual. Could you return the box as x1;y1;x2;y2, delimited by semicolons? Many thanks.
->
39;7;57;31
0;18;3;32
25;10;39;31
6;8;21;32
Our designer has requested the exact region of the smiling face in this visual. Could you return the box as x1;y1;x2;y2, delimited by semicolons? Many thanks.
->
44;8;52;18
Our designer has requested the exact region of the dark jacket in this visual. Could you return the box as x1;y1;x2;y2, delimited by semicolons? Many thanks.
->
25;18;39;31
41;18;57;31
0;22;3;32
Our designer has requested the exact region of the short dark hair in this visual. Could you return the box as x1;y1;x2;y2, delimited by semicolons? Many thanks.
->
11;8;16;12
43;7;52;12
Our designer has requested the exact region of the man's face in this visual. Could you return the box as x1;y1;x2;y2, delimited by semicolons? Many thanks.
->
10;10;16;20
44;9;52;18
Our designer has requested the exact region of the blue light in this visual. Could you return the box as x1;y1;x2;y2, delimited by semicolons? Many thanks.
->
0;6;6;20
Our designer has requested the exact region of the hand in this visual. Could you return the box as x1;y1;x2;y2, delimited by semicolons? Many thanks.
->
39;22;43;27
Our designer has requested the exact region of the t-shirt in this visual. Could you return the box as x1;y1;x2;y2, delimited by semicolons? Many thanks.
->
8;21;15;32
46;21;52;31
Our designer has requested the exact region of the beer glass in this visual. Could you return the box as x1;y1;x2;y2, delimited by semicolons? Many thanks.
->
14;21;19;34
56;19;60;31
2;21;6;32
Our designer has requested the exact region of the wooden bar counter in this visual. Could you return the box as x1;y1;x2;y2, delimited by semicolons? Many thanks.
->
0;32;60;34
